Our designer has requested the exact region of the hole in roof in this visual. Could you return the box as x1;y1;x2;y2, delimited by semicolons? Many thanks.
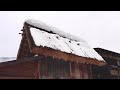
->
77;43;80;45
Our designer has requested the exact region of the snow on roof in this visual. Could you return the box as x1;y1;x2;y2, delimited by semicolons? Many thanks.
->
29;27;104;62
24;19;105;62
25;19;86;43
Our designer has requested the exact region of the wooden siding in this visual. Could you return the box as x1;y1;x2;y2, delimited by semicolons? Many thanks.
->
38;57;92;79
0;60;38;79
71;63;92;79
39;57;70;79
0;56;92;79
17;24;35;60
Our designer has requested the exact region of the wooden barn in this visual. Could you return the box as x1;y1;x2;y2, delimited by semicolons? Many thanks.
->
92;48;120;79
0;19;106;79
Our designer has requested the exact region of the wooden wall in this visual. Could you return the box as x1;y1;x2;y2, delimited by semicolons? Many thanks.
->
39;57;70;79
70;62;92;79
0;60;38;79
0;56;92;79
39;57;92;79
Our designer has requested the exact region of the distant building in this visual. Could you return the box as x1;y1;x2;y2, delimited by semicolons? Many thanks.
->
0;19;106;79
92;48;120;79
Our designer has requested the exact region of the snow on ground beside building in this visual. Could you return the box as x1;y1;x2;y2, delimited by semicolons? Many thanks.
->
0;57;16;63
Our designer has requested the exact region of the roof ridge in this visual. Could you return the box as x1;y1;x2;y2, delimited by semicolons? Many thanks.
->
25;19;87;43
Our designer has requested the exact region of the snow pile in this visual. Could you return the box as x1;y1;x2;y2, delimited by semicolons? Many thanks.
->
30;27;104;61
25;19;86;43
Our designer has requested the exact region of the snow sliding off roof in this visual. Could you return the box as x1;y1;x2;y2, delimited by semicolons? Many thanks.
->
24;19;106;66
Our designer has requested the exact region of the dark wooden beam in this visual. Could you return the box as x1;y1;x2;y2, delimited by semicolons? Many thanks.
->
31;46;106;66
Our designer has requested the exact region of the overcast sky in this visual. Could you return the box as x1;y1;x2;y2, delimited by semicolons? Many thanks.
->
0;11;120;57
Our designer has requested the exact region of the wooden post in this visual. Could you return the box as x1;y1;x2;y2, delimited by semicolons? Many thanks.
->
38;60;41;79
69;62;72;79
34;60;41;79
89;65;93;79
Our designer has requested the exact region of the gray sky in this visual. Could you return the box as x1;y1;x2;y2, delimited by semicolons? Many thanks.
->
0;11;120;57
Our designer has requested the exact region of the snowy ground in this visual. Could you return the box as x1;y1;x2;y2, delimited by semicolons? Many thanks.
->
0;57;16;63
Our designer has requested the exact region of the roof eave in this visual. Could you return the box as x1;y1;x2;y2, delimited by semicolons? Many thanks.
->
31;46;106;66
